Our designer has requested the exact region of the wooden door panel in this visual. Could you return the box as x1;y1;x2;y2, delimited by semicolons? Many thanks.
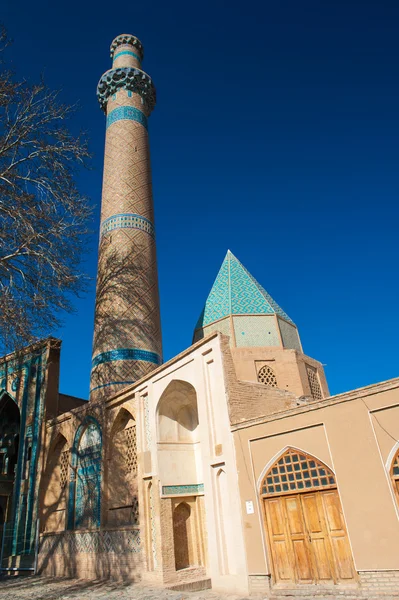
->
268;498;285;536
285;496;306;535
301;493;323;533
274;539;293;581
322;490;344;531
292;539;313;581
311;538;334;581
264;498;295;584
320;490;356;582
330;535;356;580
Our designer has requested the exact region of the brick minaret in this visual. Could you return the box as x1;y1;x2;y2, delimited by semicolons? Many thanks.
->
90;34;162;399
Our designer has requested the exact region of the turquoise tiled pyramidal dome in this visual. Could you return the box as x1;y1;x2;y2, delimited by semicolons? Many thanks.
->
195;250;294;329
193;251;301;350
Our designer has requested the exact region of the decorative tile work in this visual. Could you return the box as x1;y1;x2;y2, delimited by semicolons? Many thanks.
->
97;67;155;113
114;50;140;61
90;380;136;393
101;212;154;237
195;251;294;331
60;450;69;489
92;348;161;369
110;34;143;59
278;317;302;351
40;529;141;555
149;483;157;568
162;484;204;496
233;315;281;347
143;397;151;448
106;106;148;130
68;417;102;531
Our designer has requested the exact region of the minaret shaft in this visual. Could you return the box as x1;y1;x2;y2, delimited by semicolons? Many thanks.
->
90;35;162;399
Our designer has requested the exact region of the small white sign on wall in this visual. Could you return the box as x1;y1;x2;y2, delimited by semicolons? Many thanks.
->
245;500;254;515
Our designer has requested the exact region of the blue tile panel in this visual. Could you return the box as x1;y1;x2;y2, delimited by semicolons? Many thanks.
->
114;50;140;61
162;484;205;495
68;417;102;531
106;106;148;130
195;250;294;329
101;213;155;238
92;348;162;369
90;380;136;393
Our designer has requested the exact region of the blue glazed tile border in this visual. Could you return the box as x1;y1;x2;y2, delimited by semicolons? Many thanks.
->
92;348;162;369
89;380;136;393
162;484;205;496
114;50;140;61
106;106;148;130
101;213;155;238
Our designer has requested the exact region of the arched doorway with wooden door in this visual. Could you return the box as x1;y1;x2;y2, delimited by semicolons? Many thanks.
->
260;447;356;587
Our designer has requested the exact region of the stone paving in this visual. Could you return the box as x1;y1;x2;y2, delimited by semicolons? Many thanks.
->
0;577;249;600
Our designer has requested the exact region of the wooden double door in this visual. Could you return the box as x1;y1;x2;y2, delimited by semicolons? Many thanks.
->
264;489;356;585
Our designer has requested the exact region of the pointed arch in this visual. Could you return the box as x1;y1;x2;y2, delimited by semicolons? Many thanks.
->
257;364;278;387
67;416;102;530
260;447;336;497
156;379;199;442
41;433;69;532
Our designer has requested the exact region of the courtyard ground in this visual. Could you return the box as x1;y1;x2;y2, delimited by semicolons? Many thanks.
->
0;577;249;600
0;578;399;600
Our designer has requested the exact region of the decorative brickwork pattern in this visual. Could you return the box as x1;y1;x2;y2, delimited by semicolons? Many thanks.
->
257;364;278;387
40;529;141;554
125;425;137;475
90;37;162;400
261;448;336;496
60;450;69;489
307;365;323;400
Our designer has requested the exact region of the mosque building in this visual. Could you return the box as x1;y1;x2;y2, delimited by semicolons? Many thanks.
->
0;34;399;596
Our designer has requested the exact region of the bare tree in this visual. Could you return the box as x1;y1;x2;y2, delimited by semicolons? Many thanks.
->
0;27;92;354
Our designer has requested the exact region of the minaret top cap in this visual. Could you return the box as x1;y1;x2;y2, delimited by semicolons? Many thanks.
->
110;34;144;59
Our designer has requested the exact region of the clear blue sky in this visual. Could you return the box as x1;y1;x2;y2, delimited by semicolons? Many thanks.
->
3;0;399;399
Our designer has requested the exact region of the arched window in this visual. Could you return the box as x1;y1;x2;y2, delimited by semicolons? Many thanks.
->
260;447;336;497
390;448;399;501
42;434;69;532
68;418;102;530
257;364;278;387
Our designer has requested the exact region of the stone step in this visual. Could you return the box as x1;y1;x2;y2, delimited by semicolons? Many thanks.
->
166;578;212;592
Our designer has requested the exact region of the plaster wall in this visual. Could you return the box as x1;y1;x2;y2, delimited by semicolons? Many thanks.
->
232;382;399;578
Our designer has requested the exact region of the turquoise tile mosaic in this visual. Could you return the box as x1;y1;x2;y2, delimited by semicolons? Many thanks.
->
106;106;148;130
162;484;204;496
195;251;294;330
101;213;154;237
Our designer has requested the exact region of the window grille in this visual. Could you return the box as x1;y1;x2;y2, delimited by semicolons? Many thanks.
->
258;364;278;387
261;448;336;496
125;425;137;475
306;365;323;400
60;450;69;489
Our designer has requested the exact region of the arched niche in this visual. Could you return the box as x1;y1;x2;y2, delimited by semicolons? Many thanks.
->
67;417;102;530
157;380;199;443
41;433;68;532
107;407;138;527
0;392;20;525
156;380;202;488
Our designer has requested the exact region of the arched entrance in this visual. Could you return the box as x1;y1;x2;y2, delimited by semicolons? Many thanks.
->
260;448;356;585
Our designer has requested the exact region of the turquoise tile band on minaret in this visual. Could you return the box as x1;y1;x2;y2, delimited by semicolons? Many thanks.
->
106;106;148;130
